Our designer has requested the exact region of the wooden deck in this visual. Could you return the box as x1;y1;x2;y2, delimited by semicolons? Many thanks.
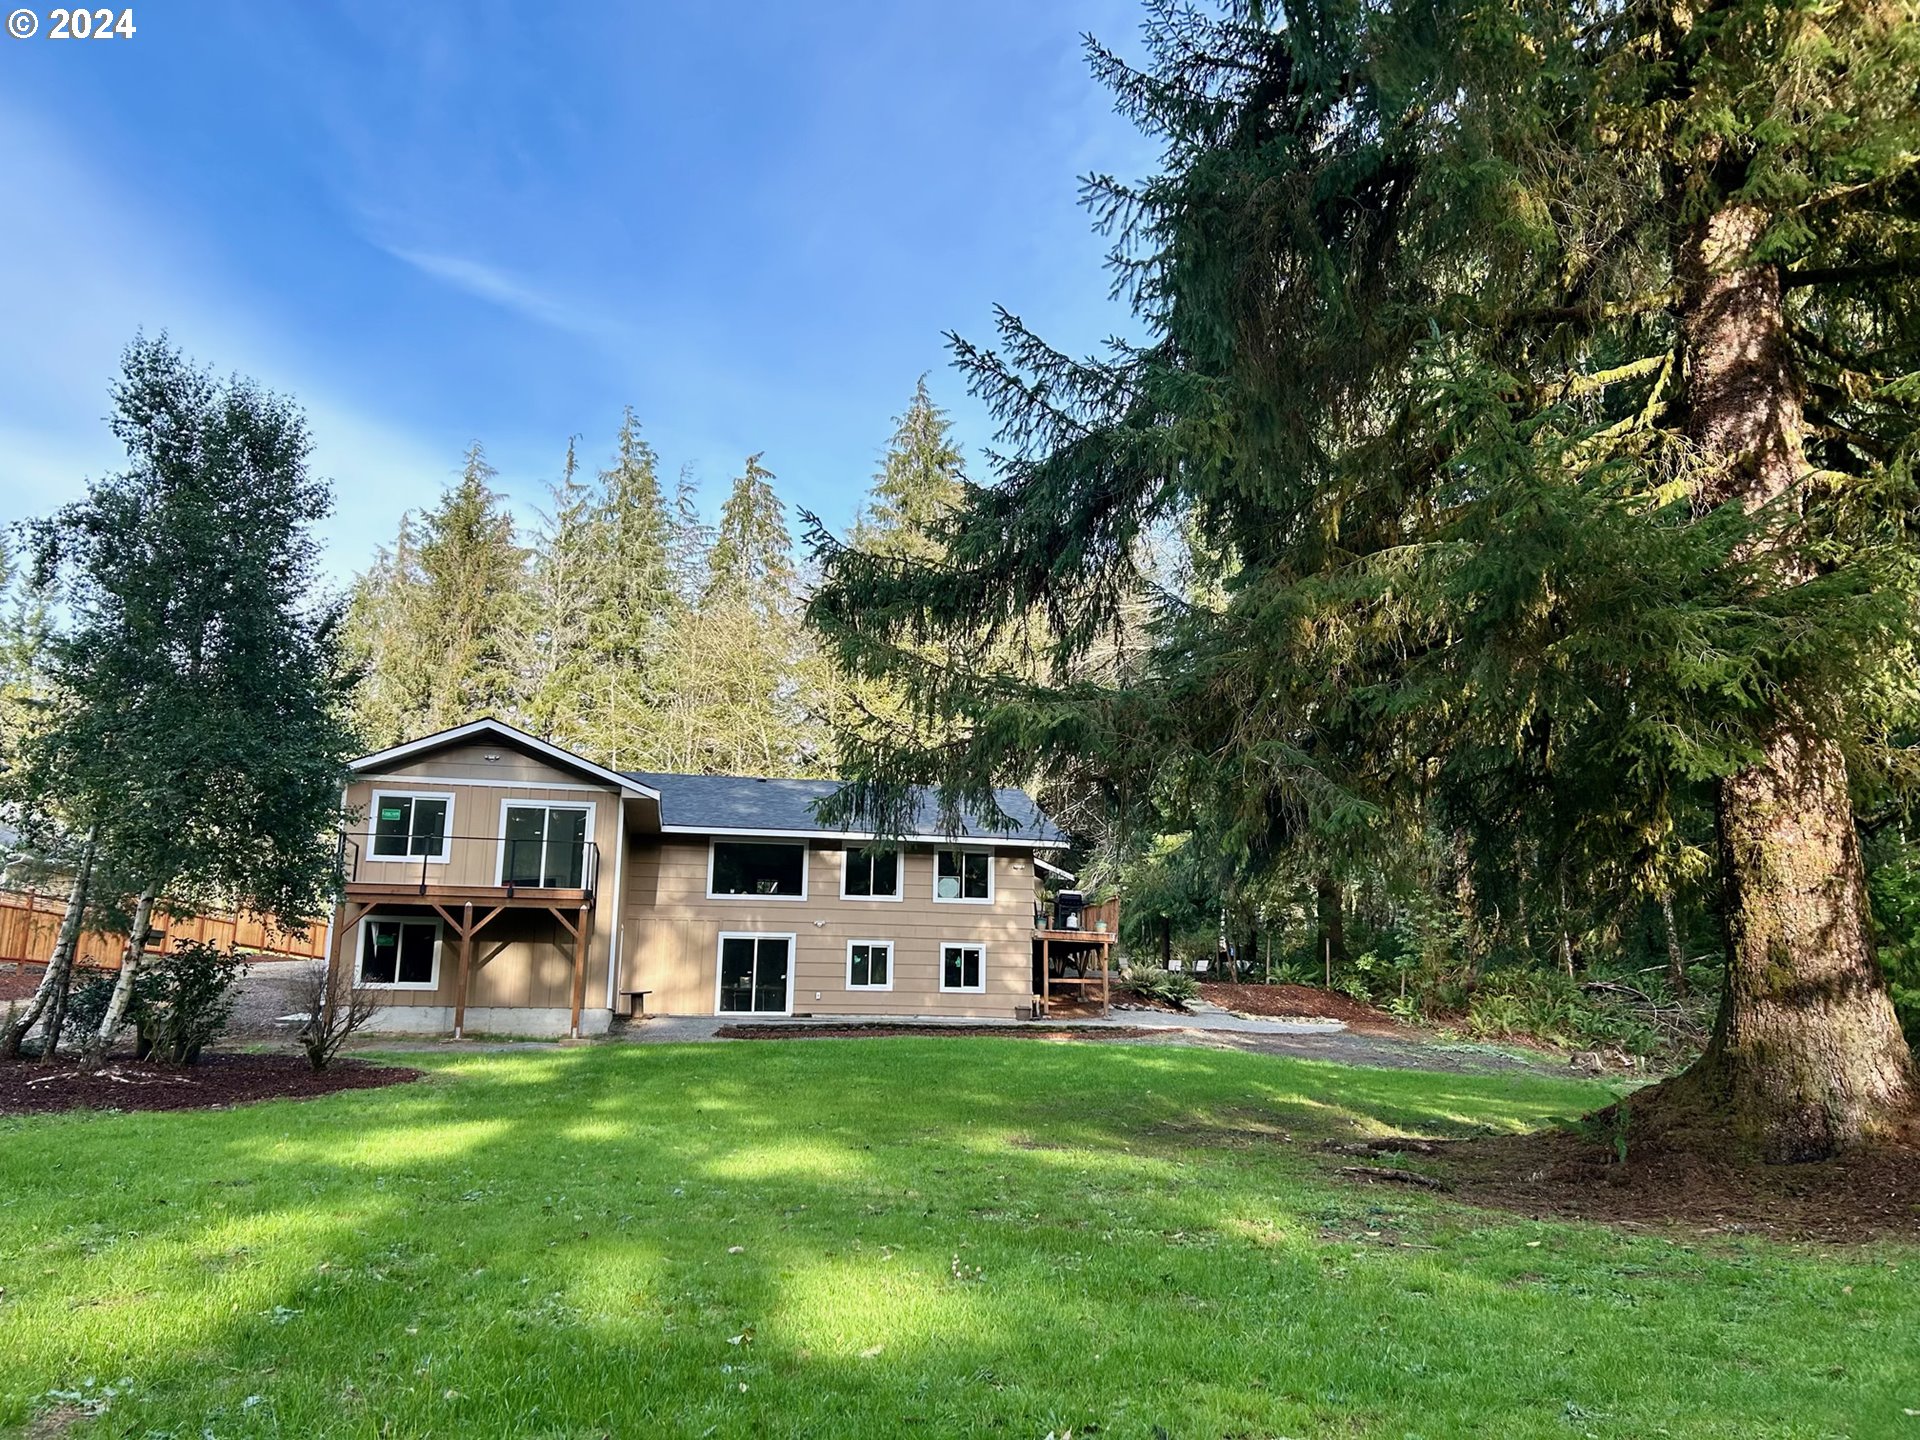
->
343;881;591;907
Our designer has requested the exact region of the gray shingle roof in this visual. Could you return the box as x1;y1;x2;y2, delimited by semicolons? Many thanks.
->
622;772;1066;845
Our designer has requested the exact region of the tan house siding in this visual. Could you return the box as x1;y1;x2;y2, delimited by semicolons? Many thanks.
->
618;838;1038;1018
340;754;624;1019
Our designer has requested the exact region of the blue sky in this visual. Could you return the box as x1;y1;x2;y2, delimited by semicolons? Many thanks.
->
0;1;1153;582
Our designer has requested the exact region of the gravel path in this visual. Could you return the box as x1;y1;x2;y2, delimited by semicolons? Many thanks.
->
223;970;1576;1079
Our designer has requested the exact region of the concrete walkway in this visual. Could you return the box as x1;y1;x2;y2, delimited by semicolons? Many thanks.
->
616;1008;1348;1044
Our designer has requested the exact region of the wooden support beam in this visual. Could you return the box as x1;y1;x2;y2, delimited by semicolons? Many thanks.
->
453;901;474;1039
1042;936;1050;1020
546;906;581;940
567;905;589;1039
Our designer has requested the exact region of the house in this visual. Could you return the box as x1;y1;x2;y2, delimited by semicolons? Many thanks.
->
327;718;1114;1036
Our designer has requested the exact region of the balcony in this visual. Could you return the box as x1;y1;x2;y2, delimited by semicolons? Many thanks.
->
338;830;601;907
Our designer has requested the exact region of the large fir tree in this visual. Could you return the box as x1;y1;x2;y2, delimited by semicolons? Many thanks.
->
346;445;528;744
812;0;1920;1159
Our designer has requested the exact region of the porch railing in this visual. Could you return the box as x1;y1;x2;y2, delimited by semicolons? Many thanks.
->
337;831;600;898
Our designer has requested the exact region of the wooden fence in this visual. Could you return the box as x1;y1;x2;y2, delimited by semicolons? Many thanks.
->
0;888;327;970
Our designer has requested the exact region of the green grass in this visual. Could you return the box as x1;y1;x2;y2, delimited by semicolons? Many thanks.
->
0;1041;1911;1439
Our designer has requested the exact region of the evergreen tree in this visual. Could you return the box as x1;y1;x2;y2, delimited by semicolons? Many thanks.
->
811;0;1920;1158
704;454;795;616
576;410;675;767
18;336;357;1065
853;376;967;558
346;445;528;743
519;437;600;745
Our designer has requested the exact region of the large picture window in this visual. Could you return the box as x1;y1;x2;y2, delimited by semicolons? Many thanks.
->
847;940;893;990
841;846;901;900
501;803;590;888
357;917;440;989
709;841;808;900
940;942;985;993
934;848;992;903
370;792;453;861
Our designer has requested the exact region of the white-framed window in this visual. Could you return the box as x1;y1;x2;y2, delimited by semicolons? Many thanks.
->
933;848;993;904
846;939;894;991
940;941;986;993
715;932;797;1015
498;801;594;889
369;790;455;862
841;845;902;901
355;915;441;990
707;839;809;900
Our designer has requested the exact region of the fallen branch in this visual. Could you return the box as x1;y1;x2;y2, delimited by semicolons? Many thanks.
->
1335;1165;1451;1191
23;1068;200;1088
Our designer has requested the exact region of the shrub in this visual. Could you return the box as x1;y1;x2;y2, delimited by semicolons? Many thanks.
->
130;940;250;1065
1126;964;1199;1009
62;964;120;1047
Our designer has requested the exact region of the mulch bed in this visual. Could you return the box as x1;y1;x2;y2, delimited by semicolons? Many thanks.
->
1338;1128;1920;1243
715;1022;1161;1043
0;1052;422;1116
0;962;48;1003
1199;982;1403;1032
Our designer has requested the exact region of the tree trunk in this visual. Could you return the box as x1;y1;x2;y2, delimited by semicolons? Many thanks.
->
1315;872;1347;982
1653;203;1918;1158
1556;866;1576;978
81;885;158;1071
1660;890;1687;998
1;833;100;1060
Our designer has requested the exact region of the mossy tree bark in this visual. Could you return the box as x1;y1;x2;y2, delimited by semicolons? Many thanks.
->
1659;204;1918;1160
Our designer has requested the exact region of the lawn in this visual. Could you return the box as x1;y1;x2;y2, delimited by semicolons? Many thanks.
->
0;1040;1910;1439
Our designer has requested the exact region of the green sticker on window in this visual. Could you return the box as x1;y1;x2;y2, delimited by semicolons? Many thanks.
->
379;806;404;821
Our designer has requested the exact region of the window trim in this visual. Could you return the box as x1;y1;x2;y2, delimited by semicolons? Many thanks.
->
939;940;988;994
932;847;994;905
713;931;798;1016
845;938;895;992
494;798;597;888
706;838;811;902
839;845;904;902
367;790;456;864
353;914;443;991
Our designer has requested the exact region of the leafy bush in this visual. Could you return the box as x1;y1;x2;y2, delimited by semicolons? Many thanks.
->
62;964;120;1046
130;940;250;1065
1125;965;1199;1009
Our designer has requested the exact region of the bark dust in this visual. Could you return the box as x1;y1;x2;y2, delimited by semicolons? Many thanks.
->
0;1052;421;1116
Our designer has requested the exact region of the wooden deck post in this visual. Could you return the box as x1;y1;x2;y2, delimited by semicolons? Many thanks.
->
453;901;473;1039
1041;937;1050;1019
568;905;589;1039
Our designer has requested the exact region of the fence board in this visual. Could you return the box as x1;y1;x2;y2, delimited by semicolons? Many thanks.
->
0;889;327;969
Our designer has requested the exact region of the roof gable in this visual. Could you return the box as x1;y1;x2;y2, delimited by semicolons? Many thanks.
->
349;719;659;797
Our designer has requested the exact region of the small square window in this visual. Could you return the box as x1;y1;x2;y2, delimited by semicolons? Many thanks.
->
848;941;892;990
935;849;991;901
358;918;439;988
941;943;984;993
370;793;451;860
843;846;900;899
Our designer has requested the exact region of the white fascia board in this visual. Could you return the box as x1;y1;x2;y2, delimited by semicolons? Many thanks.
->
348;718;659;799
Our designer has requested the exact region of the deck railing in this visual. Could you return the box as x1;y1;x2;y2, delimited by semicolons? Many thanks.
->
1034;894;1119;938
338;831;600;898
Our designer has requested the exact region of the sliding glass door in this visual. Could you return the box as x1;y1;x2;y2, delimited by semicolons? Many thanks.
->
501;804;589;888
717;934;793;1015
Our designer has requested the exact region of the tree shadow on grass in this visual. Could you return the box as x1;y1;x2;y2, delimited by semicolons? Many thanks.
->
0;1040;1902;1438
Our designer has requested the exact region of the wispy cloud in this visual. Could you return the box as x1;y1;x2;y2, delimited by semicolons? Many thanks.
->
378;244;633;346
